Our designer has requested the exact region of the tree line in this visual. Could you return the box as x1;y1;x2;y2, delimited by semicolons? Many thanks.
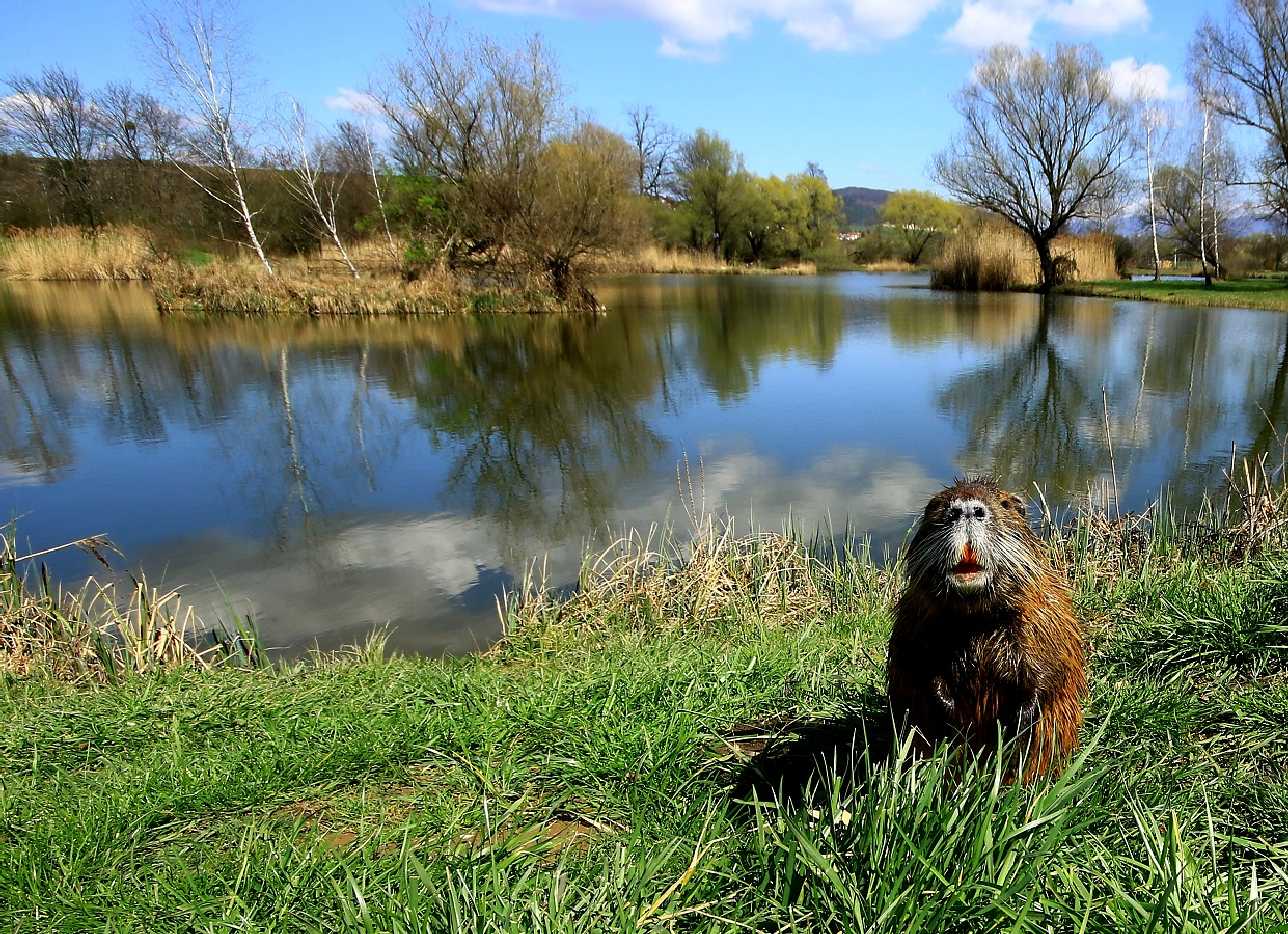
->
0;3;846;299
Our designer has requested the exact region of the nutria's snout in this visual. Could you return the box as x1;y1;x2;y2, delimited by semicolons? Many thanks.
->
947;497;993;593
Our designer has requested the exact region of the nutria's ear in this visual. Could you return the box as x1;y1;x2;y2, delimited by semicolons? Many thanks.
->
1003;494;1026;513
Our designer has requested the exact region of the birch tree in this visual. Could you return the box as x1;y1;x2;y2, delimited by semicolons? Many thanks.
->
1140;103;1172;280
277;100;358;278
142;0;273;273
1191;0;1288;220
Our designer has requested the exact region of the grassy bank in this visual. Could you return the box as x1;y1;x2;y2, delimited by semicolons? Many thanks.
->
4;492;1288;929
1058;277;1288;312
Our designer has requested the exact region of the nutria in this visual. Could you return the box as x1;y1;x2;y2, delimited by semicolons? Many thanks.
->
887;477;1086;780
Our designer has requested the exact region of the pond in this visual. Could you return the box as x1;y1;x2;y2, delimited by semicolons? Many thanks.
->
2;272;1285;656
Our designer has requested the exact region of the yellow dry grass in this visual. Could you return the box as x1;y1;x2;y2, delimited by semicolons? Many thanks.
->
932;223;1118;290
149;259;482;316
0;225;155;281
859;259;921;273
595;244;816;276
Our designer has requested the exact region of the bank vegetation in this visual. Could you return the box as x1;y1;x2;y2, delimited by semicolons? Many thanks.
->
4;463;1288;928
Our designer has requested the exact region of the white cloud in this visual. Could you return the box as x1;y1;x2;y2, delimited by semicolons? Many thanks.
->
475;0;943;55
1106;56;1178;101
1047;0;1148;32
945;0;1039;49
944;0;1148;49
323;87;381;115
658;36;723;61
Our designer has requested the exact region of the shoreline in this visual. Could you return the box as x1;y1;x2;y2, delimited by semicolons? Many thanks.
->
5;492;1288;927
1054;278;1288;312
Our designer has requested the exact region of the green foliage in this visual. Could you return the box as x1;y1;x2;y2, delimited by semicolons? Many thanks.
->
879;190;962;264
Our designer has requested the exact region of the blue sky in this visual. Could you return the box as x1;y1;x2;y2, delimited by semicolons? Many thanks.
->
8;0;1217;189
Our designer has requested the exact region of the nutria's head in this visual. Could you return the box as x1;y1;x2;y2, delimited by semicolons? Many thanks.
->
904;477;1043;603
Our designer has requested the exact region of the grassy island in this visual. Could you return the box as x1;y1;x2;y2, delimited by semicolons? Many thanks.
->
4;483;1288;930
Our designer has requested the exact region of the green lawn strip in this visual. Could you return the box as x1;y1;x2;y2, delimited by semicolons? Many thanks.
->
1058;278;1288;311
2;558;1288;930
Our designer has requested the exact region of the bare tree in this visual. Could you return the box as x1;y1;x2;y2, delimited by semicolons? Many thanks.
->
376;10;561;259
1190;0;1288;220
1152;131;1239;271
94;82;182;164
276;100;358;278
932;45;1134;291
0;67;102;225
335;120;396;259
1139;103;1174;280
626;104;675;198
142;0;273;273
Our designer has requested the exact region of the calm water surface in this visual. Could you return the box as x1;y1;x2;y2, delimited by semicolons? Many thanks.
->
3;273;1285;655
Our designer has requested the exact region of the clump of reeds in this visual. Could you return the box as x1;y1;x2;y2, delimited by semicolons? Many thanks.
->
931;221;1117;290
0;225;155;281
1;531;257;682
151;260;456;316
1052;453;1288;590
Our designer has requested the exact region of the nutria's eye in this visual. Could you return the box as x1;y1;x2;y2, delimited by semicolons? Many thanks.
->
973;506;986;519
949;506;963;520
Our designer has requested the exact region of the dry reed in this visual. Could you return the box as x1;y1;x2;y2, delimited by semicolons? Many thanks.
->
594;245;816;277
0;226;155;281
859;259;922;273
1;531;256;681
931;223;1117;291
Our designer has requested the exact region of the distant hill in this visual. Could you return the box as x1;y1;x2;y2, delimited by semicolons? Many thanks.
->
833;186;894;229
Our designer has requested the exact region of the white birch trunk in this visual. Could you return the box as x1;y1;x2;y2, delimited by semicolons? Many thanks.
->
1199;106;1211;284
1144;115;1162;281
364;130;397;260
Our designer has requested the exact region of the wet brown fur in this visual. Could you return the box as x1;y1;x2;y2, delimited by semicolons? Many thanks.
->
887;478;1086;781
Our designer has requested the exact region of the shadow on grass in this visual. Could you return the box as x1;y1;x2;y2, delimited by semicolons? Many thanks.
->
721;692;899;810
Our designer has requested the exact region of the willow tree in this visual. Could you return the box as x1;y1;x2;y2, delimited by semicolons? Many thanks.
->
933;45;1133;291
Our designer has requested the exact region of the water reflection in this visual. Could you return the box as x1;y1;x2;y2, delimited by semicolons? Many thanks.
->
2;276;1286;655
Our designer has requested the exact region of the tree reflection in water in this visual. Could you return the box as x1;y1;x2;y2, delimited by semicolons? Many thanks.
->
937;297;1104;496
6;277;1288;654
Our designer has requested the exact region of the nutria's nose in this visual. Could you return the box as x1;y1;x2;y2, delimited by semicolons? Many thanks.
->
951;499;989;522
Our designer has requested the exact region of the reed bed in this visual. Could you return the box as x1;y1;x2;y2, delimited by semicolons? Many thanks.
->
931;222;1118;290
857;258;921;272
0;225;155;281
595;244;816;276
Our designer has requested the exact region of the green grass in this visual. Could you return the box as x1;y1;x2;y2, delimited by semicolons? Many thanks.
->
1059;277;1288;311
4;527;1288;930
